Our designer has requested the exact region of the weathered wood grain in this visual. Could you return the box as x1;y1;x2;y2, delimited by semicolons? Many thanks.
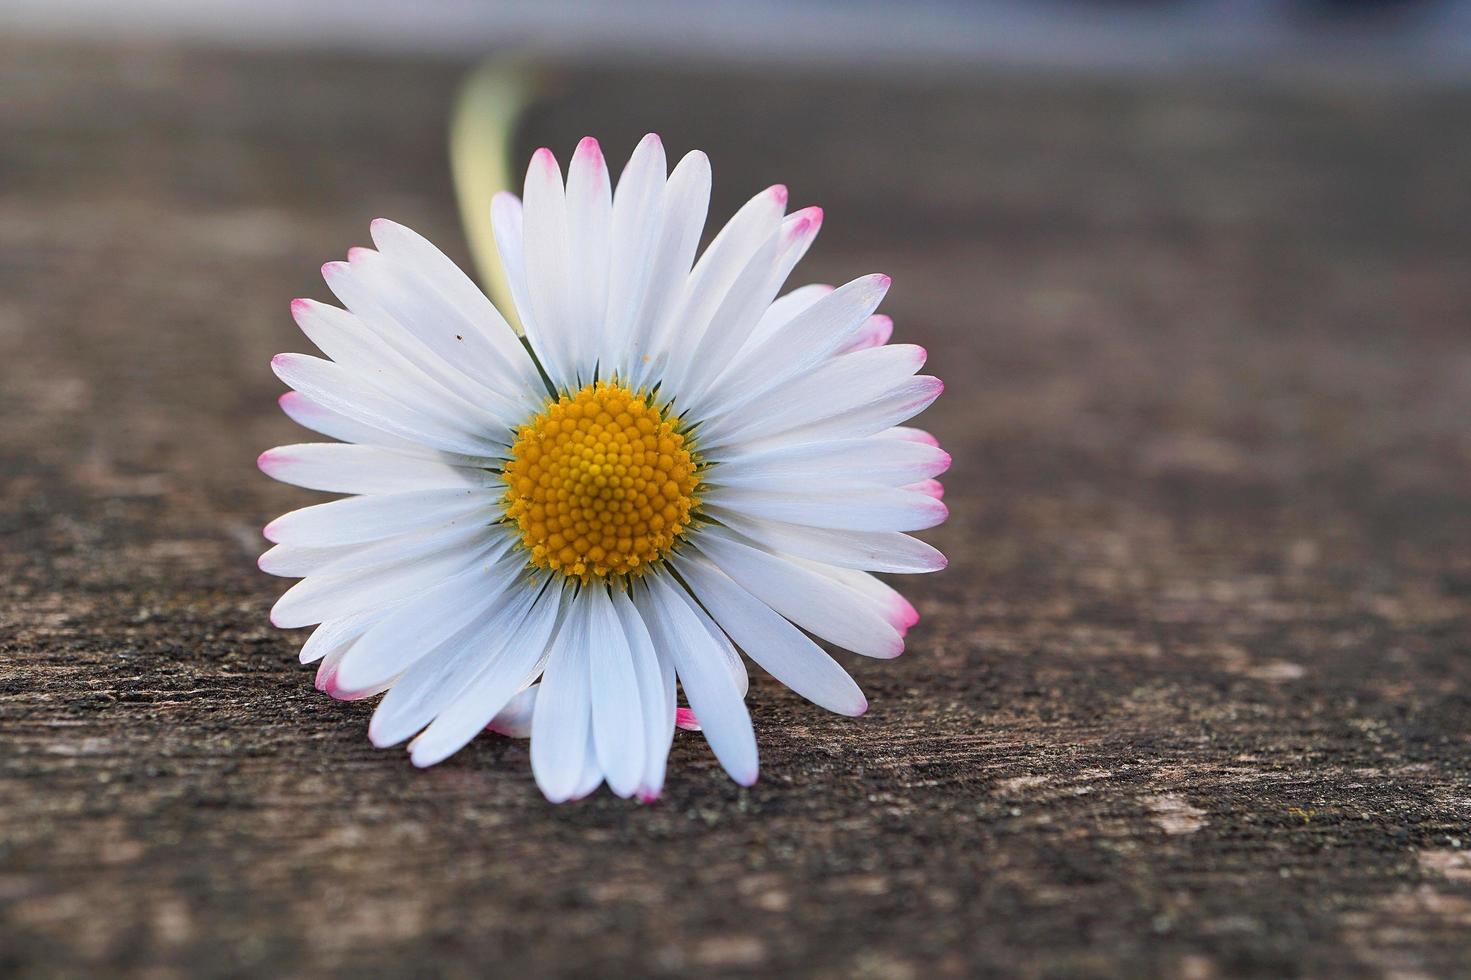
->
2;41;1470;978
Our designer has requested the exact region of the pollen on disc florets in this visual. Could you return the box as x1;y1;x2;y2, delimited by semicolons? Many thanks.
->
501;382;700;582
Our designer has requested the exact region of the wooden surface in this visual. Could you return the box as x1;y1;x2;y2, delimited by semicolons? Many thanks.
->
3;41;1471;978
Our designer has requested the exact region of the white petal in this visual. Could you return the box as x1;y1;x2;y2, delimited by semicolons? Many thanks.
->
269;512;500;591
697;590;749;697
258;541;357;577
603;134;667;368
907;478;944;499
625;150;710;389
878;426;940;446
698;274;890;419
743;283;832;353
695;529;904;658
268;517;508;584
312;638;354;693
677;207;825;414
803;561;921;636
635;576;758;786
299;603;394;665
569;727;604;801
586;586;645;798
635;576;747;697
277;391;420;451
742;375;944;448
491;191;540;340
687;185;787;293
257;443;495;495
530;590;595;801
707;435;950;492
312;635;397;703
263;487;496;547
703;484;947;533
705;506;946;574
564;137;612;385
367;218;542;398
485;683;538;738
660;184;787;397
332;553;520;693
836;314;894;354
611;589;676;802
369;582;543;748
293;292;520;434
270;534;501;629
271;353;504;457
405;582;563;765
304;519;504;579
769;208;823;292
519;147;577;390
669;229;782;410
674;552;866;715
698;344;926;450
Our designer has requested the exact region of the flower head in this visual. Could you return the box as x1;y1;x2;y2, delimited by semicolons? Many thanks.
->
260;135;947;801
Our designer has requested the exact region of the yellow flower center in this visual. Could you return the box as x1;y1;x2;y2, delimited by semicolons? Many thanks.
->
501;382;700;581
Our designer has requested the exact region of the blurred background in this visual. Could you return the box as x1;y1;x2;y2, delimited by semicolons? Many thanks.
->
3;2;1471;978
7;0;1471;74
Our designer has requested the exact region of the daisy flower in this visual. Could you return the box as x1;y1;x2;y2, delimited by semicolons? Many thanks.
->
259;135;947;802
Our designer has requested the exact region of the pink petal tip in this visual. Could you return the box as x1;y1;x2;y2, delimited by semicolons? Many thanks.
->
914;479;945;500
319;670;365;701
789;204;822;226
886;596;921;632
